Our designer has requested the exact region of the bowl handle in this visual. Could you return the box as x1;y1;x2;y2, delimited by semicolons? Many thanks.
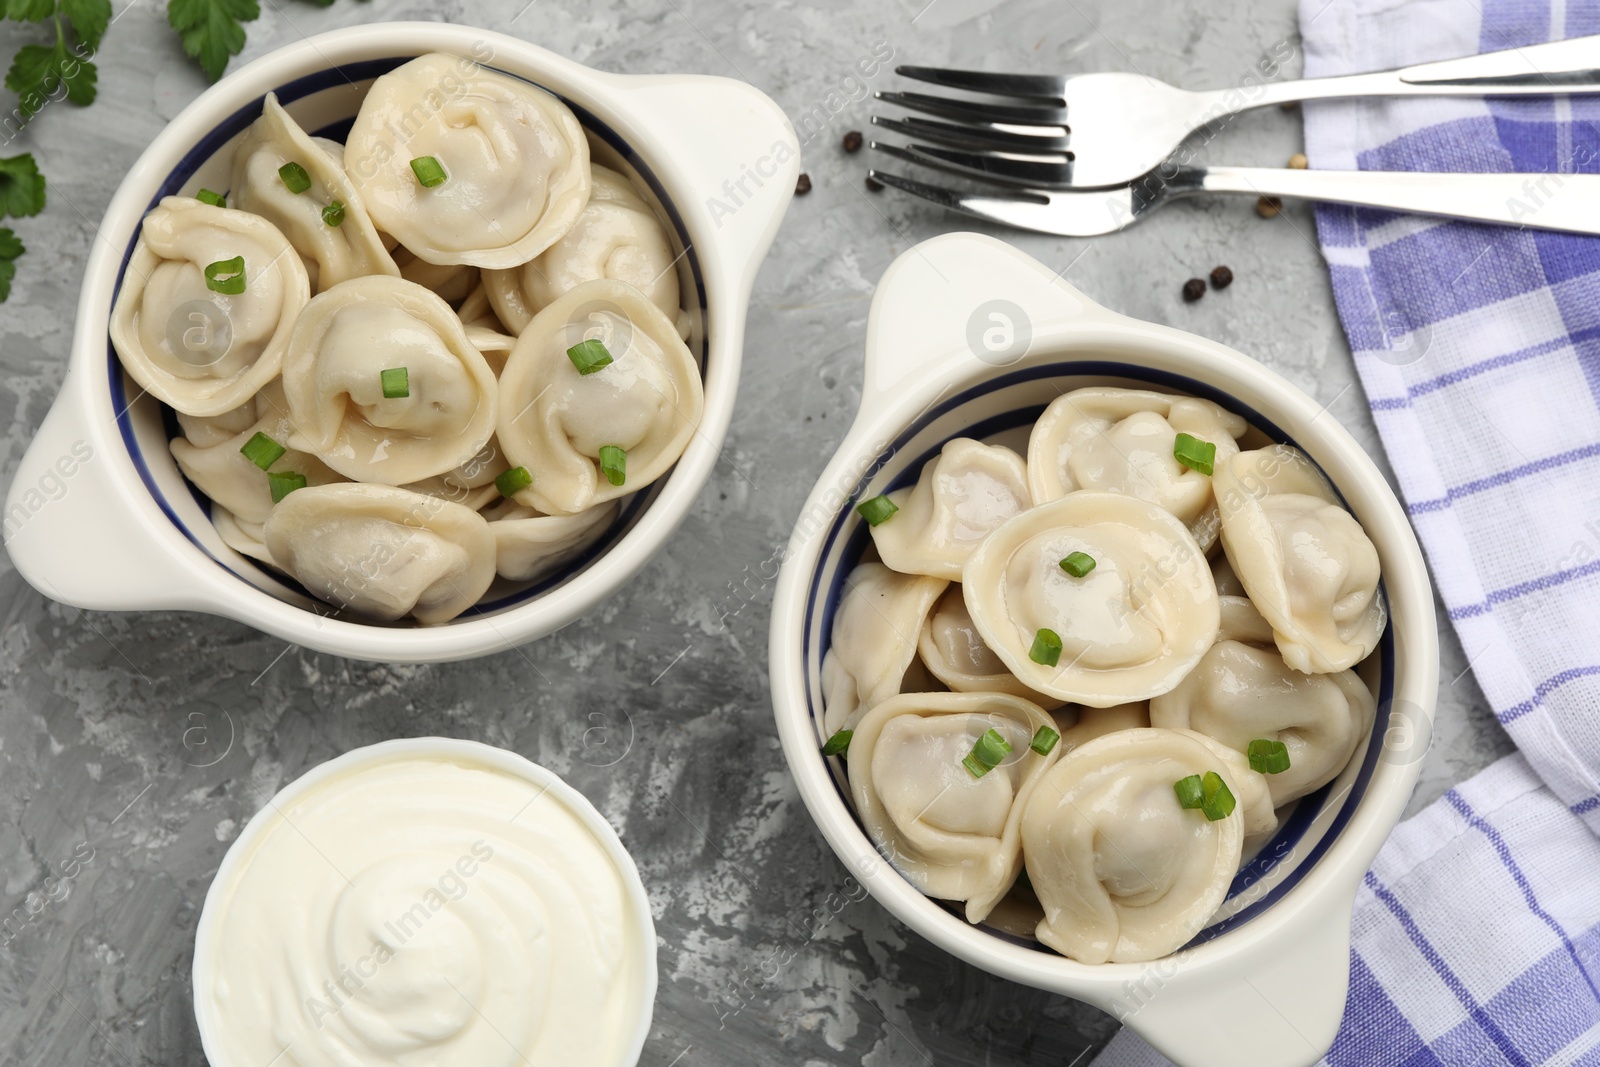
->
4;370;206;612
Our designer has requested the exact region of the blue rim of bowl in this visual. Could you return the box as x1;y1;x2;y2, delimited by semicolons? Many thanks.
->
107;55;710;621
801;359;1395;955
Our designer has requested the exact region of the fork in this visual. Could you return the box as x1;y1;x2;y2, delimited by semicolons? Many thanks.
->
866;147;1600;237
876;35;1600;189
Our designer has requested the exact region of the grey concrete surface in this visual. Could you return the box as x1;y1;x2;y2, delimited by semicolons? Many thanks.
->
0;0;1514;1064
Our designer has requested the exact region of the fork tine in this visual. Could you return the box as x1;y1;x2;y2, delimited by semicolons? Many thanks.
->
870;115;1072;154
875;90;1070;127
894;65;1067;103
884;141;1076;189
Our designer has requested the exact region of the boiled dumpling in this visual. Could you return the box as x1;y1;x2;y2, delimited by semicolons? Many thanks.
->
282;275;498;485
496;279;702;515
176;398;259;449
1053;701;1151;752
262;484;495;623
1021;727;1274;963
918;585;1060;707
393;245;479;306
962;492;1219;707
110;197;309;416
345;53;591;268
483;165;687;337
1027;387;1247;551
848;691;1062;923
230;93;398;292
822;562;947;735
870;438;1031;580
481;498;618;581
1214;446;1385;673
1150;596;1375;806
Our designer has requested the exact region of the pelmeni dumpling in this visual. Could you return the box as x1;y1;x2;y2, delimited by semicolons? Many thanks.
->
282;276;498;485
1028;388;1247;551
822;562;947;735
1053;701;1151;752
497;280;703;516
110;197;309;416
481;498;618;581
483;165;687;337
918;585;1060;707
345;53;591;268
230;93;398;292
963;492;1219;707
1151;596;1375;806
849;692;1062;923
870;439;1032;580
177;399;259;449
394;245;479;306
212;505;274;566
1021;728;1274;963
1214;446;1385;673
262;484;495;623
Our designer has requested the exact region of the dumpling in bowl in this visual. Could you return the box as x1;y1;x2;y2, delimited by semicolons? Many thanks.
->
282;276;499;485
110;197;309;416
1213;445;1385;673
483;165;688;337
496;279;702;516
345;53;591;268
917;585;1060;707
481;498;618;582
869;438;1031;580
1027;387;1247;551
821;562;947;736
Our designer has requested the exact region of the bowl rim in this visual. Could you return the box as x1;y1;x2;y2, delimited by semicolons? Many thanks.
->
190;736;658;1067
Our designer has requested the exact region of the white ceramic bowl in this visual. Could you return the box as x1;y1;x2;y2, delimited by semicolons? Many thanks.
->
2;23;797;662
192;736;657;1066
768;233;1439;1067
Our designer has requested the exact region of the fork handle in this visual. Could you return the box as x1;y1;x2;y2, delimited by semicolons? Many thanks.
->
1198;166;1600;233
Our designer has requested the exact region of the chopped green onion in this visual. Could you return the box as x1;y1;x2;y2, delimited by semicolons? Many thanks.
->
322;199;346;227
380;367;409;399
855;495;898;526
566;338;613;375
268;470;307;503
1173;432;1217;476
1059;551;1096;578
1200;771;1236;821
598;445;626;487
1029;628;1062;667
1248;738;1291;775
1029;724;1060;756
204;256;246;295
1174;774;1205;809
277;161;311;194
962;727;1013;778
196;188;226;208
821;729;852;757
495;466;533;498
410;155;447;188
239;431;286;471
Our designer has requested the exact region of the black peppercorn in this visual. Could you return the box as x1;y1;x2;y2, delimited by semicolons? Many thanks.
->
1209;265;1233;290
796;173;812;195
865;175;883;192
1182;278;1206;302
843;130;864;153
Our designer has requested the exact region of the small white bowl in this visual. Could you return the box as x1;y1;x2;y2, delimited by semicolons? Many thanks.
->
768;233;1439;1067
192;736;657;1066
3;23;797;662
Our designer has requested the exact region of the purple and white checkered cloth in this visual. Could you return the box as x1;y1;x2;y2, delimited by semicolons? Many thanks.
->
1093;0;1600;1061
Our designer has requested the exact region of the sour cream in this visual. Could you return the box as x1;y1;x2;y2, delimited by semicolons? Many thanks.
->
195;742;653;1067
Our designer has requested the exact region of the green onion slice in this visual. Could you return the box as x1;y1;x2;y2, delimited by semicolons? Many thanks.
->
204;256;247;295
1173;432;1217;476
1174;774;1205;809
322;199;346;227
239;431;286;471
196;188;226;208
278;161;312;194
495;466;533;498
1248;738;1291;775
410;155;447;188
821;729;852;757
1029;628;1062;667
380;367;409;399
598;445;626;487
1059;551;1096;578
268;470;307;503
1200;771;1236;821
962;727;1013;778
566;338;613;375
1029;724;1060;756
855;495;898;526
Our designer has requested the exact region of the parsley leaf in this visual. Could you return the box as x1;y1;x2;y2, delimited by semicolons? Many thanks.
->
0;226;24;303
3;0;55;21
61;0;111;50
0;153;45;217
6;35;98;120
167;0;259;83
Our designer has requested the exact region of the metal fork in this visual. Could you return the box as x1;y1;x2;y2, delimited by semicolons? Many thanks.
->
866;147;1600;237
877;35;1600;188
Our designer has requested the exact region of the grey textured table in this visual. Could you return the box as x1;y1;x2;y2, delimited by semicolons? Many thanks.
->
0;0;1515;1063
